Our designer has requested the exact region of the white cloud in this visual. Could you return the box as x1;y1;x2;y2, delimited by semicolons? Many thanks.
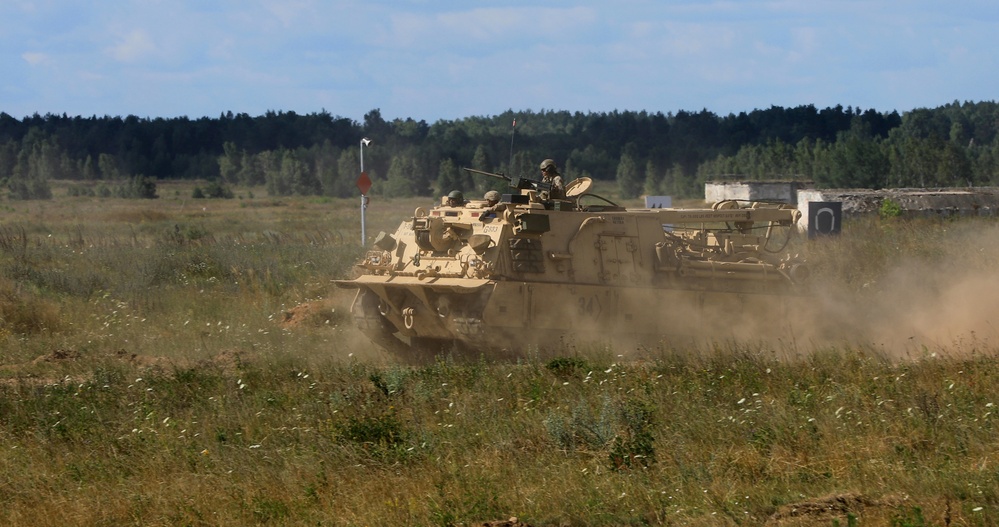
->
107;29;157;62
207;37;237;61
21;51;48;65
2;0;997;120
385;6;597;48
786;27;818;63
256;0;320;29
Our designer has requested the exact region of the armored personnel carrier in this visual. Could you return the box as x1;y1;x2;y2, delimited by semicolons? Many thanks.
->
336;172;807;357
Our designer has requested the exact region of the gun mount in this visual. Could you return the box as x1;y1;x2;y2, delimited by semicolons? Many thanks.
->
461;166;553;195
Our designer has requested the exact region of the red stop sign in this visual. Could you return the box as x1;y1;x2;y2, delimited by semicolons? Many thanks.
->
356;172;372;195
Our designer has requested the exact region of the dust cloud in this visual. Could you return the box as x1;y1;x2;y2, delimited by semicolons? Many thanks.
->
752;221;999;359
550;219;999;361
796;264;999;358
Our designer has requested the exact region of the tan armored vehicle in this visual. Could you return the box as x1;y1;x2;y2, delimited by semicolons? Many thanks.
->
336;171;807;357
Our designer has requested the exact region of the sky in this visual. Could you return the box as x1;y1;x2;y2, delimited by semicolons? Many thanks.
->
2;1;997;124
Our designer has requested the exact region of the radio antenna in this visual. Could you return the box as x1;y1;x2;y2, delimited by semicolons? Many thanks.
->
508;117;516;173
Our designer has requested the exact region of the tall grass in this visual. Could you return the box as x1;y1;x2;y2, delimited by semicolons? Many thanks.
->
2;187;998;525
0;188;371;365
2;347;997;525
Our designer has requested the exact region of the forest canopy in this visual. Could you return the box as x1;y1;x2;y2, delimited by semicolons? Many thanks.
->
1;101;997;200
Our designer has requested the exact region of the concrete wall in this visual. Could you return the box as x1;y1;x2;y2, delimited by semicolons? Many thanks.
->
705;181;808;205
703;182;999;231
796;187;999;231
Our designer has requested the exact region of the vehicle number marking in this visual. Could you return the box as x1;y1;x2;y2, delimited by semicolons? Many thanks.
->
577;295;602;318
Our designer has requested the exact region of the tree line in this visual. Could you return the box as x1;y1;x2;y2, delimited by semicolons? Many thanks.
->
1;101;997;201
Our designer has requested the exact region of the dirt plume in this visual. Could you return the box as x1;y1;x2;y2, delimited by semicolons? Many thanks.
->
786;224;999;358
279;299;338;328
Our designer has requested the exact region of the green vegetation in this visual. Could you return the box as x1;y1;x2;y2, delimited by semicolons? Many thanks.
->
3;102;999;203
3;337;998;525
1;189;998;525
880;198;905;219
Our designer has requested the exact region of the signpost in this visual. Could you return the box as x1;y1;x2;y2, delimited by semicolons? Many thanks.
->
357;138;372;246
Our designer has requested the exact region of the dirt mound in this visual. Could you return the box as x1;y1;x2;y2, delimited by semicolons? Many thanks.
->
280;300;337;328
472;518;532;527
31;348;81;365
115;348;248;374
115;348;175;371
765;493;904;526
197;349;247;373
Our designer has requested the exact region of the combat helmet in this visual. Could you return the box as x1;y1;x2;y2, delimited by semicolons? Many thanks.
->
539;159;557;172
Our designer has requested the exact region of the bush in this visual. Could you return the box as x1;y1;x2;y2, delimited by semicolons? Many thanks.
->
879;198;903;219
7;176;52;200
204;180;235;199
114;175;158;199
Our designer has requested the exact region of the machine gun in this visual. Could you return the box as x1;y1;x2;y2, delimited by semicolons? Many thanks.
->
461;167;552;194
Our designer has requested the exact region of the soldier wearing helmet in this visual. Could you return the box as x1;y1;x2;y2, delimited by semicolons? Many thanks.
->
479;189;504;222
483;190;501;207
446;190;465;207
539;159;565;199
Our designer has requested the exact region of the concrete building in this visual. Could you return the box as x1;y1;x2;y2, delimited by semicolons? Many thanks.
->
704;180;810;205
702;180;999;232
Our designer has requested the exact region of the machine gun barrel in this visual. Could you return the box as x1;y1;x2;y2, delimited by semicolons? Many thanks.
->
461;167;511;182
461;166;552;193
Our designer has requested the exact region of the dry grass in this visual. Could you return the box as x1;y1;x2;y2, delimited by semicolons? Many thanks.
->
1;183;998;526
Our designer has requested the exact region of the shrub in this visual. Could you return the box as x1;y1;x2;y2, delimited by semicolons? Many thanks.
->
879;198;903;219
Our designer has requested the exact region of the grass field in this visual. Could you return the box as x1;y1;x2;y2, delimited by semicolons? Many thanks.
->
2;181;998;526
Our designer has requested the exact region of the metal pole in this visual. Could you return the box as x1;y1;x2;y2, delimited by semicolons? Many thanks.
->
360;137;371;246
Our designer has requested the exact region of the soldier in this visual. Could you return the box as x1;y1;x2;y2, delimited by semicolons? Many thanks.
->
483;189;501;207
479;189;503;222
446;190;465;207
539;159;565;199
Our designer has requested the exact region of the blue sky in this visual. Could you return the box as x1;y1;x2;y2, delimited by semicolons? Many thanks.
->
2;1;997;123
